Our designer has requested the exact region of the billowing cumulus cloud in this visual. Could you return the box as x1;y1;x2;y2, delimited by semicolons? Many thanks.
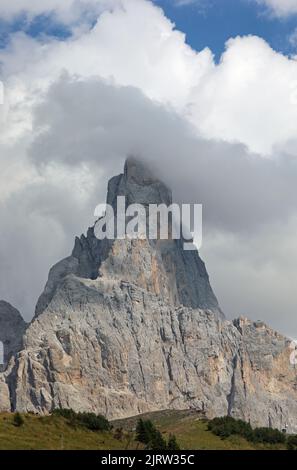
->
2;1;297;155
0;0;121;26
0;0;297;338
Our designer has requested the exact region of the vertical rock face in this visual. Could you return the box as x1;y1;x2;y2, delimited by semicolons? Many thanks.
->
0;301;27;411
1;158;297;432
0;301;27;367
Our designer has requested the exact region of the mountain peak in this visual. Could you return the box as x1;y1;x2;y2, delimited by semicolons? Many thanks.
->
35;158;220;316
124;157;157;184
107;157;172;208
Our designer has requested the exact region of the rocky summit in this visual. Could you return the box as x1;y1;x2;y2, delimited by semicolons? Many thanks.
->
1;158;297;432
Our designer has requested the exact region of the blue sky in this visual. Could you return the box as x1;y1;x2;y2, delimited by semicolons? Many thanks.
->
155;0;297;59
0;14;71;48
0;0;297;59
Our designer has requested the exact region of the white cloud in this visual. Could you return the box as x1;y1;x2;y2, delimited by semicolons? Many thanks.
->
2;2;297;155
204;216;297;338
0;0;212;112
188;35;297;155
0;0;121;25
253;0;297;17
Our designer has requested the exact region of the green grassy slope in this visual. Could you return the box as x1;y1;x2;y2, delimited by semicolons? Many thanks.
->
0;410;286;450
0;413;128;450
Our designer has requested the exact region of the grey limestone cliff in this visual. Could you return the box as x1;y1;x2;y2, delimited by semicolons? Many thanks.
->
1;158;297;432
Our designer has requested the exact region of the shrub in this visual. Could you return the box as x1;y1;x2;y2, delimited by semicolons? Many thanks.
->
208;416;286;445
13;412;24;427
251;427;286;445
136;419;146;443
207;416;253;440
167;434;180;450
136;419;178;450
77;412;110;432
53;408;77;421
52;408;110;432
136;419;155;445
287;435;297;450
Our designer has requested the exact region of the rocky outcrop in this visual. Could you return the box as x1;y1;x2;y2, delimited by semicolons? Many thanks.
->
0;301;27;367
0;301;27;411
1;159;297;432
